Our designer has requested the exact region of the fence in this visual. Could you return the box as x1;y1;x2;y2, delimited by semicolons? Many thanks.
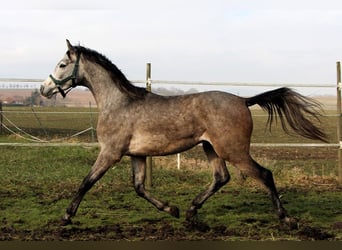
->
0;62;342;185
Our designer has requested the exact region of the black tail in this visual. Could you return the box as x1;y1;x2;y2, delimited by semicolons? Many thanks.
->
246;87;328;142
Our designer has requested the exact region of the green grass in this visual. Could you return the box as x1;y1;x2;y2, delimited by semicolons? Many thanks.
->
1;106;98;142
0;146;341;240
0;106;341;240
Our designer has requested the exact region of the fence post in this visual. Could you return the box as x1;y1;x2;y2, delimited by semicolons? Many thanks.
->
177;153;181;170
89;101;95;143
0;101;3;134
145;63;153;189
337;61;342;184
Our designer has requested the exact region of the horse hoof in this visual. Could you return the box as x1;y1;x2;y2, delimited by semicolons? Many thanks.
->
185;209;197;221
282;216;299;230
169;206;180;218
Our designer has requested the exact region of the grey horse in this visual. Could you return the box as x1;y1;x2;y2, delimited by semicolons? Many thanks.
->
40;40;327;227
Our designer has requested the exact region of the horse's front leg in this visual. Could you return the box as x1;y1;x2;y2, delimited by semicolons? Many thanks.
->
131;156;180;218
61;150;120;225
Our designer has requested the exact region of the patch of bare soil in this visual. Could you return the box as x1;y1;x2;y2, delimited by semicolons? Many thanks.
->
0;219;338;241
0;221;186;241
251;146;336;161
297;226;335;240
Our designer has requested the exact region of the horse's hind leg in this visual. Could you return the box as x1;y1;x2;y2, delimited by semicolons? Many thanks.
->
234;156;296;226
186;142;230;220
131;156;180;218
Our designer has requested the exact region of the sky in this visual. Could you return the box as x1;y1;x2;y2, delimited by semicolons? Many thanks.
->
1;0;342;95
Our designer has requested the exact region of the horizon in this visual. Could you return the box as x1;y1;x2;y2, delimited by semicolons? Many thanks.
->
0;81;337;97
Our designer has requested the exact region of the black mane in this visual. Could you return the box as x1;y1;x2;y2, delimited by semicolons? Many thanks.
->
73;46;148;99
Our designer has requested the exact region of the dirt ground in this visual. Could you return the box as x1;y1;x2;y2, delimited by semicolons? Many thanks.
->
1;214;340;241
0;215;340;241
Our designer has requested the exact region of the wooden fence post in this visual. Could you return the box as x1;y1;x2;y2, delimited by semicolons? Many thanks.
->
89;101;95;143
145;63;153;189
0;101;3;134
337;61;342;184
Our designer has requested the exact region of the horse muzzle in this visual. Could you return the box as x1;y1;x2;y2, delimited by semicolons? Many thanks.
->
40;79;59;99
40;83;71;99
40;85;53;98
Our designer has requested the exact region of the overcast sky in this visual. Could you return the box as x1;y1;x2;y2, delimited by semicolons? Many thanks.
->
1;0;342;95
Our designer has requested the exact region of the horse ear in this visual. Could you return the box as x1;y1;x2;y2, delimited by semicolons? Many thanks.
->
66;39;76;54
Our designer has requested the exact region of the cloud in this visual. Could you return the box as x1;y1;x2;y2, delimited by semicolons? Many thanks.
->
1;1;342;95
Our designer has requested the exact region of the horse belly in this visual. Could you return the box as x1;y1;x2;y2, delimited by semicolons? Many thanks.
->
127;132;199;156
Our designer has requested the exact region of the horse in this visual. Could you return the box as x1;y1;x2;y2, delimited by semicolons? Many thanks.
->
40;40;327;227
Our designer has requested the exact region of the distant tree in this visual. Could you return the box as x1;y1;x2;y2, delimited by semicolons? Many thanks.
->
25;89;42;106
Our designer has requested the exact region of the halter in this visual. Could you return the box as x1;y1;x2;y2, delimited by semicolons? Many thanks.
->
49;52;81;97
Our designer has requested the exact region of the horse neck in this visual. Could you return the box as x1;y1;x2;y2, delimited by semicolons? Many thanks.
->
82;61;128;111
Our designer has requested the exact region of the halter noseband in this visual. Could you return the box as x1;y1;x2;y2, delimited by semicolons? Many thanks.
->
49;53;81;97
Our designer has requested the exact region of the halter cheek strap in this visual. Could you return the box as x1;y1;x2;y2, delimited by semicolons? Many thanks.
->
57;86;67;98
49;53;81;97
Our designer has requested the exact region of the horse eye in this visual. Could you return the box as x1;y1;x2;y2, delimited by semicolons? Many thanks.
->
59;63;66;68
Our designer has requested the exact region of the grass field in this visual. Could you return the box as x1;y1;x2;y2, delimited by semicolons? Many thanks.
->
0;106;342;240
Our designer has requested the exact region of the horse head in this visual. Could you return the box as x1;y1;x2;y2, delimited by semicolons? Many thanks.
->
40;40;82;98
